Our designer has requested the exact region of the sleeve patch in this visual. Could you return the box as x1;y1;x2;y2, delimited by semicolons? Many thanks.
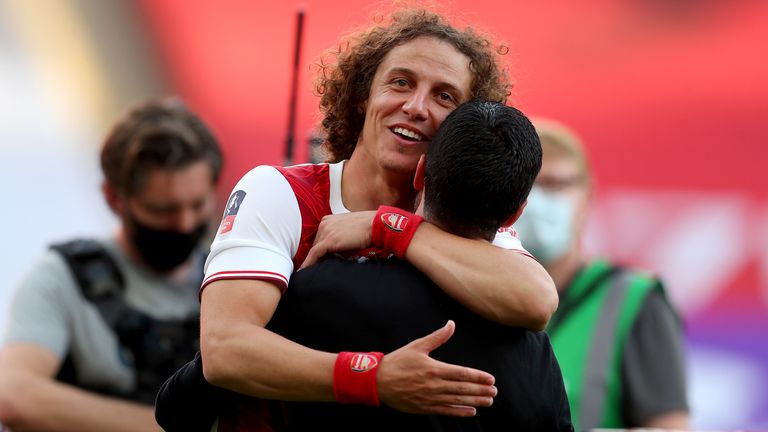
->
219;190;247;234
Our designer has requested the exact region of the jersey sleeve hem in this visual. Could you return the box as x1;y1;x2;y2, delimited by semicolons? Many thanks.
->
492;229;534;259
201;240;293;297
201;271;288;292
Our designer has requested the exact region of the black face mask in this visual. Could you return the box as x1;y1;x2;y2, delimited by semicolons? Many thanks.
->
127;215;208;273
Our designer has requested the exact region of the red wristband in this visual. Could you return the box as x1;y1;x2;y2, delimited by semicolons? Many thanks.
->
371;206;424;259
333;352;384;406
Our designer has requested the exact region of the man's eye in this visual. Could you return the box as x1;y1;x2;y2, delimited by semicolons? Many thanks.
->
439;92;455;102
537;177;583;192
393;78;409;87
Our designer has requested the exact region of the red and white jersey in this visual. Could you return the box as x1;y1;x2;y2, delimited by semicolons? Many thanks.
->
201;160;529;294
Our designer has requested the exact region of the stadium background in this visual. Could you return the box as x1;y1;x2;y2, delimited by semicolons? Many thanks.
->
0;1;765;428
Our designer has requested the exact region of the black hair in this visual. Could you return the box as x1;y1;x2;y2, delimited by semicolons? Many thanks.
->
424;100;541;240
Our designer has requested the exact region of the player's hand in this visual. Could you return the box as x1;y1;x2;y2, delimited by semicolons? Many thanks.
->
300;211;376;269
376;320;496;416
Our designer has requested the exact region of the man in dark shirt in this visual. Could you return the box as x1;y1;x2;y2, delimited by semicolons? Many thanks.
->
268;100;571;431
270;260;570;431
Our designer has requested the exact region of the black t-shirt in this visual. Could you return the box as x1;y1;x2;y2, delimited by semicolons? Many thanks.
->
155;257;573;431
268;258;573;431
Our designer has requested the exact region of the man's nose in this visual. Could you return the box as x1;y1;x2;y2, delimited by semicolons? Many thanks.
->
402;90;428;121
173;208;199;233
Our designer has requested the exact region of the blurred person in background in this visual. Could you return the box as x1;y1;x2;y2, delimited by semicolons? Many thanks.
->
0;98;222;432
514;118;689;430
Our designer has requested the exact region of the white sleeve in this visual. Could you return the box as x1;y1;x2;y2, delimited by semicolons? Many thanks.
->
202;166;302;292
491;224;534;258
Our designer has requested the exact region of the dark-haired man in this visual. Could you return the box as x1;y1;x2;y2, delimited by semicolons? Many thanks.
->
157;100;572;431
0;98;222;431
268;100;572;430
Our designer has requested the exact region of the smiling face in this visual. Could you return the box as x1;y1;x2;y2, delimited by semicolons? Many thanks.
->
356;36;472;175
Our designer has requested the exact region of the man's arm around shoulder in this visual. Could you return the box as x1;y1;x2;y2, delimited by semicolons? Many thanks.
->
302;212;558;330
201;278;497;416
407;222;558;329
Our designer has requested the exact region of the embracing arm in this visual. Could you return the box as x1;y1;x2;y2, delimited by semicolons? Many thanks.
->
302;211;558;330
200;279;336;401
200;278;496;415
0;344;156;432
406;222;557;330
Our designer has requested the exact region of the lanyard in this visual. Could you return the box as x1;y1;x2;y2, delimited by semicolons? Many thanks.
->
547;262;622;335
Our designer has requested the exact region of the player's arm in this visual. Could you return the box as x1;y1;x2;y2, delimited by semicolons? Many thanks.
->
406;222;557;330
200;278;334;400
201;165;496;415
199;166;337;401
200;278;496;416
302;211;557;330
0;344;157;432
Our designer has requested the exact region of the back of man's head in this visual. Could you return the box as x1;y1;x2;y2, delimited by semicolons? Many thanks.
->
100;97;223;197
424;100;541;241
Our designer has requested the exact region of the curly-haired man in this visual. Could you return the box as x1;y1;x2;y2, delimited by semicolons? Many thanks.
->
157;8;559;431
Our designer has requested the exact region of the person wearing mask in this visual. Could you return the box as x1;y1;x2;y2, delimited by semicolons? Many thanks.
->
514;118;689;430
0;98;222;432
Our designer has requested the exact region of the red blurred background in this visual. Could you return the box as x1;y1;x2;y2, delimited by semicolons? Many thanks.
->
1;0;766;428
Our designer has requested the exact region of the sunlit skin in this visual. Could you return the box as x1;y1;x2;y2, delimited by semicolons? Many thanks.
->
343;36;472;211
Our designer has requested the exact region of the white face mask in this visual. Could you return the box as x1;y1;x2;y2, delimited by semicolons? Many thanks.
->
515;186;574;263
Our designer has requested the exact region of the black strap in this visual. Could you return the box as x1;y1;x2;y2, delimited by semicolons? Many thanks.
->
50;240;125;302
51;239;129;389
547;264;623;335
51;239;200;404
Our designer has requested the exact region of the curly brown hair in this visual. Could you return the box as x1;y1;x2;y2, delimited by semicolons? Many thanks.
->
315;8;511;163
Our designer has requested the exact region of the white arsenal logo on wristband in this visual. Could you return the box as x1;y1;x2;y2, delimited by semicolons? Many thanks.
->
350;353;379;372
381;212;408;232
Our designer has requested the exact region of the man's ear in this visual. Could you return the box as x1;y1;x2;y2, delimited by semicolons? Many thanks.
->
102;183;122;215
503;199;527;226
413;155;426;191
